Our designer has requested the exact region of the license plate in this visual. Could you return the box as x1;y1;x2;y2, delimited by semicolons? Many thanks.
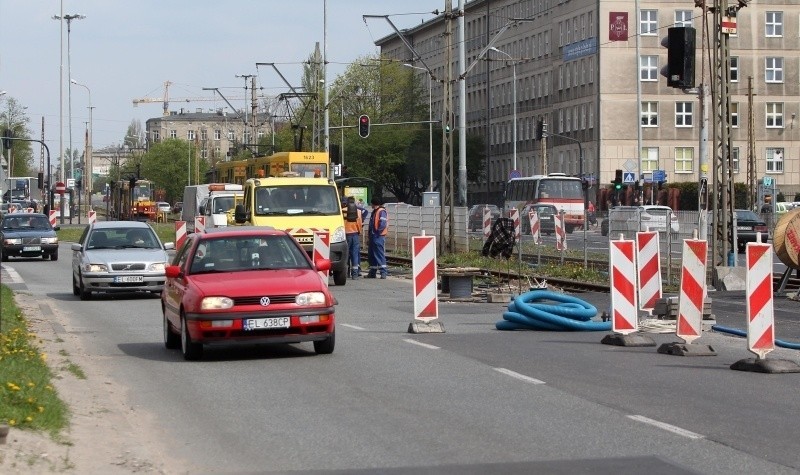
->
114;275;144;283
23;246;41;251
244;317;290;331
737;226;751;231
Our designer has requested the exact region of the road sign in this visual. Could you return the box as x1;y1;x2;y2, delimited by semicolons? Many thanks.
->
67;178;76;188
510;170;521;179
623;172;636;183
55;182;66;193
762;176;773;187
652;169;666;182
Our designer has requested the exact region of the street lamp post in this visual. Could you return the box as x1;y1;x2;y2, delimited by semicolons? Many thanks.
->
402;64;434;192
489;47;517;171
53;13;85;182
71;79;92;201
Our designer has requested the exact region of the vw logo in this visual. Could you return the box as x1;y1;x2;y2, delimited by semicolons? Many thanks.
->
259;296;271;307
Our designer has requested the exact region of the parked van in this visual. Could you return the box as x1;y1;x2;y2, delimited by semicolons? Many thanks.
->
181;183;243;232
234;176;348;285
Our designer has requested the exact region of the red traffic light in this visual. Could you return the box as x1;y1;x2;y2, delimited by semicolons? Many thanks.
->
358;114;370;138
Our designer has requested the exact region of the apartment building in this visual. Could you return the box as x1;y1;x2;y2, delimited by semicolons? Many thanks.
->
377;0;800;205
144;108;272;165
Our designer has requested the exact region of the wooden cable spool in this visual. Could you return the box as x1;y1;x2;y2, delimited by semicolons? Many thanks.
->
772;208;800;269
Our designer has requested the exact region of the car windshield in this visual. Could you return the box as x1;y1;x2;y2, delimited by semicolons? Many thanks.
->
88;227;160;249
2;215;51;230
189;234;310;274
254;185;340;216
737;210;760;221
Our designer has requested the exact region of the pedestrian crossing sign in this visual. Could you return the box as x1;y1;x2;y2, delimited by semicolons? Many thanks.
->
623;172;635;183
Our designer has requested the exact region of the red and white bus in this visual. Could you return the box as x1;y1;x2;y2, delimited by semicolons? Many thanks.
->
503;173;585;233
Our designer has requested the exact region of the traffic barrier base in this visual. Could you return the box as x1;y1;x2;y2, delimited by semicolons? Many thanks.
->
657;342;717;356
408;320;445;334
730;358;800;374
600;332;656;347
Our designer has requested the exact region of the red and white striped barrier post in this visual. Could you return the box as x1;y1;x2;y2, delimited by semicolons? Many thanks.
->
554;212;567;252
48;210;58;227
175;221;187;250
675;239;708;345
610;238;638;334
194;216;205;234
636;230;662;312
87;209;96;225
313;231;330;286
412;235;438;321
528;209;540;245
408;234;444;333
510;208;520;241
482;206;492;241
745;240;774;359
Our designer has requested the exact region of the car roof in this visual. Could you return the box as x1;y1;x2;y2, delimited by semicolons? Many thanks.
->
90;221;152;230
199;226;281;239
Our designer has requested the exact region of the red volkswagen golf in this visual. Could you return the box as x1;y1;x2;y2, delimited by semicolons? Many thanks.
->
161;227;336;360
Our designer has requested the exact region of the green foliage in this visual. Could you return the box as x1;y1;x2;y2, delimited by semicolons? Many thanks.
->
139;139;208;204
0;95;34;177
0;286;69;434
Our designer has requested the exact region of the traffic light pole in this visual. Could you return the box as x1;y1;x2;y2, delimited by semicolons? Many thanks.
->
544;131;587;267
0;136;53;221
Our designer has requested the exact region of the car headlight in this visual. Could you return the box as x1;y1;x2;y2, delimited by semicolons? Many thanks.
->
148;262;166;272
201;297;234;310
296;292;326;306
41;237;59;244
330;226;346;243
4;238;22;245
81;263;108;273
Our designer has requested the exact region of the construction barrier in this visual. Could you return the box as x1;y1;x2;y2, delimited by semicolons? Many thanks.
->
194;216;205;234
412;235;438;321
175;221;187;250
554;213;567;251
745;240;775;358
510;208;520;241
636;230;662;312
483;206;492;241
528;209;540;245
313;231;330;286
87;210;97;225
610;237;638;334
676;239;708;344
48;210;58;227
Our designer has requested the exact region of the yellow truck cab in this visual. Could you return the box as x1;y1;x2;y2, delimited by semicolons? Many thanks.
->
234;175;349;285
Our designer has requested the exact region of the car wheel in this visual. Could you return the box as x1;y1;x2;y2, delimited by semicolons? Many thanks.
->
78;274;92;301
333;267;347;286
1;250;7;262
565;225;575;234
163;309;180;350
313;330;335;354
50;251;58;261
180;312;203;361
72;274;80;296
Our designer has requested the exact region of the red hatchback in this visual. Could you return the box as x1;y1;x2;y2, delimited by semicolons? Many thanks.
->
161;227;336;360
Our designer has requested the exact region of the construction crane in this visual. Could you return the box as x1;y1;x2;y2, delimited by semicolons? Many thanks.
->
132;81;244;116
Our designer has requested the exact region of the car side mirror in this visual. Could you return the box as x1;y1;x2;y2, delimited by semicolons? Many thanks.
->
53;225;61;231
199;205;206;215
165;265;182;278
71;243;81;251
234;204;248;224
163;242;175;250
315;258;332;272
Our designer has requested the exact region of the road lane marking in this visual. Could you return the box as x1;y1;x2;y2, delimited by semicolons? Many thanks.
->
2;265;24;283
627;415;704;439
494;367;546;385
340;323;365;331
403;338;440;350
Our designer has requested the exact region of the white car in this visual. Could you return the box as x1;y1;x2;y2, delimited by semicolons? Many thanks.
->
157;202;172;214
638;205;679;233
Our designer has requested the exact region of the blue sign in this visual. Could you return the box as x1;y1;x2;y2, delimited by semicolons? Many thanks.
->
652;169;666;182
563;37;598;61
763;176;773;187
509;170;521;179
623;172;635;183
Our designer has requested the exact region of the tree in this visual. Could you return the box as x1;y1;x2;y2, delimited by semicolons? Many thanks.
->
0;96;34;177
139;139;208;204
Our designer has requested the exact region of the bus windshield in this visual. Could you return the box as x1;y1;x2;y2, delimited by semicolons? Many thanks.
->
504;175;585;229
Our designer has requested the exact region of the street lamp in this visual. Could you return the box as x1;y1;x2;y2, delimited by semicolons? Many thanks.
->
71;79;92;198
402;63;434;192
489;47;517;171
53;13;85;182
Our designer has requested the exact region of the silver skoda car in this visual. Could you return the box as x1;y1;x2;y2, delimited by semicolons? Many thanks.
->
71;221;174;300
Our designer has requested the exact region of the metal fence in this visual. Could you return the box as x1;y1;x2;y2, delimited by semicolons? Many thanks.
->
376;203;470;254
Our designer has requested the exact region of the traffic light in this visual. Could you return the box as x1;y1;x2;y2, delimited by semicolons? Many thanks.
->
661;26;696;89
613;169;623;190
535;120;545;140
358;115;370;138
1;129;11;150
37;172;44;190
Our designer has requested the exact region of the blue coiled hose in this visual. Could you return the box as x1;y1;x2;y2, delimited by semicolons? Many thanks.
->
496;290;612;331
711;325;800;351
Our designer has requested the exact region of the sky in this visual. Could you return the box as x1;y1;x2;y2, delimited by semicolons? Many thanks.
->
0;0;439;161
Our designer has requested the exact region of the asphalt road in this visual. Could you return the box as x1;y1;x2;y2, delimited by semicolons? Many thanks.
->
3;245;800;474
